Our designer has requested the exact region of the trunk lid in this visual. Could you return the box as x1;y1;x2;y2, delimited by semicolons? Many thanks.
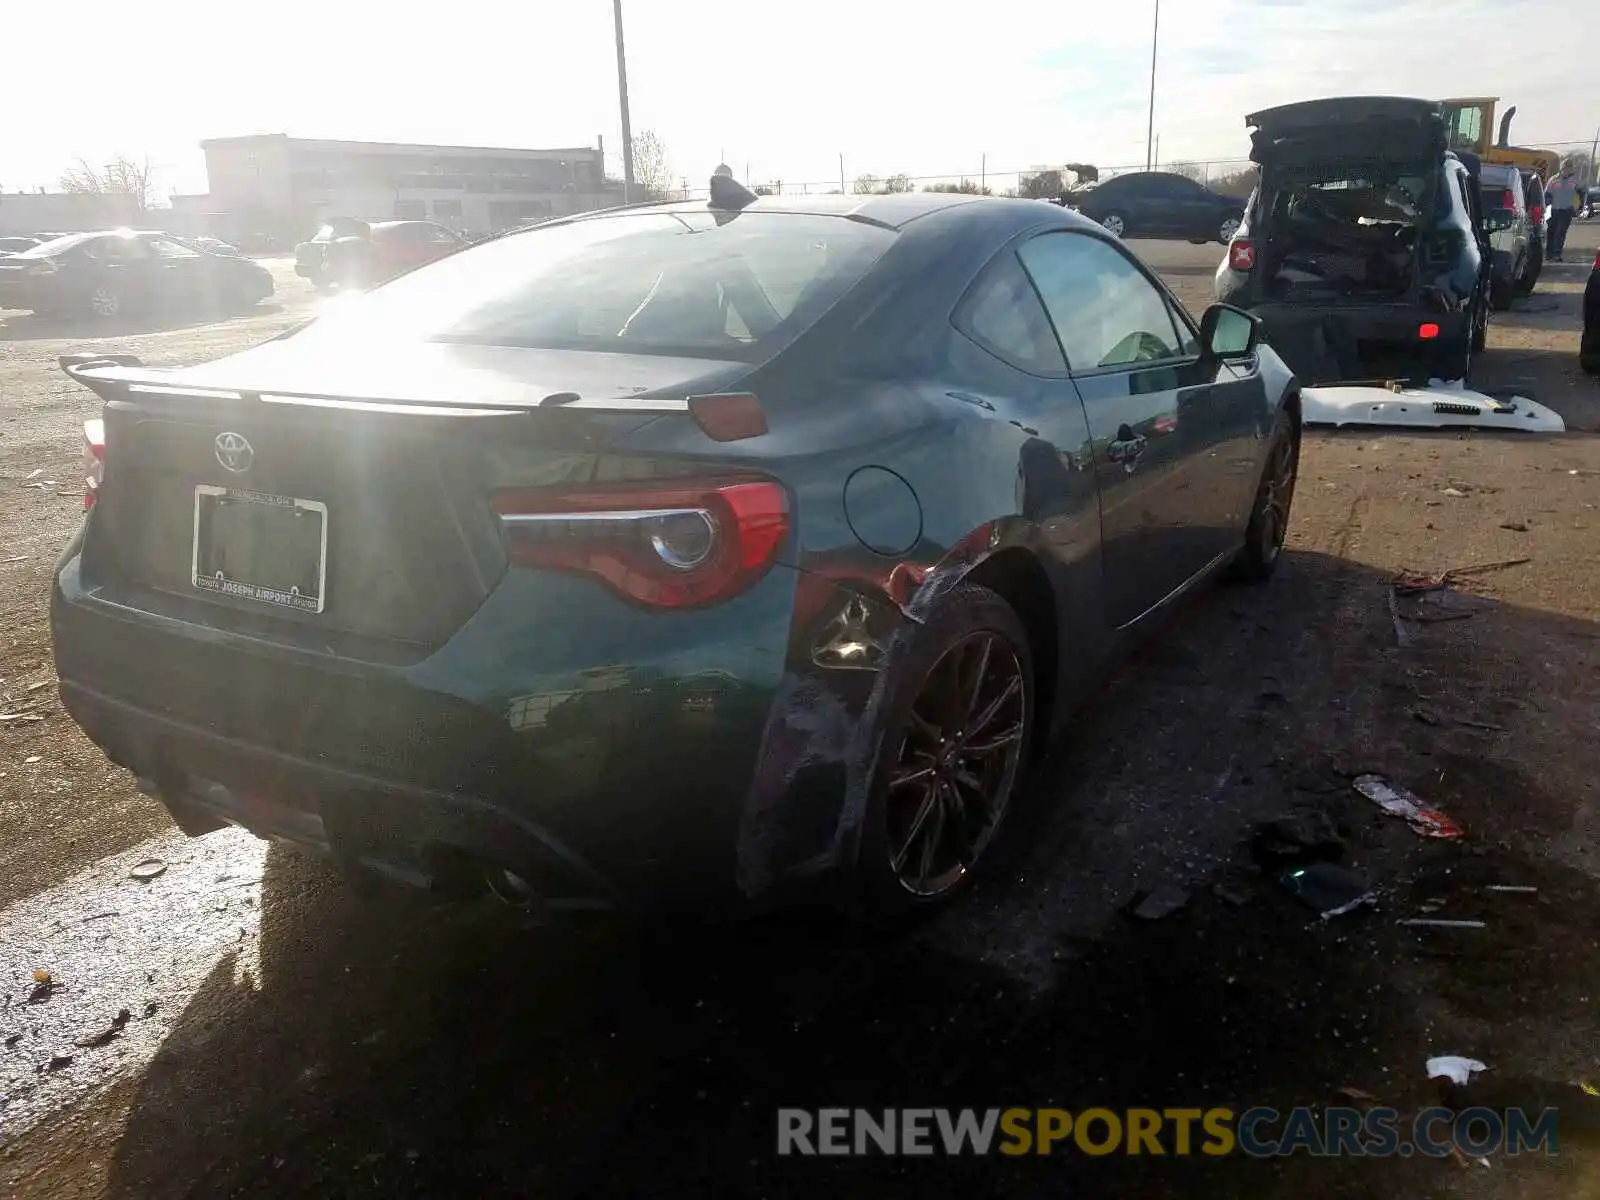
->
1247;97;1447;168
69;341;753;660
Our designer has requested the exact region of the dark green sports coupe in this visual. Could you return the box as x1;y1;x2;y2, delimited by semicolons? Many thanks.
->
51;174;1302;921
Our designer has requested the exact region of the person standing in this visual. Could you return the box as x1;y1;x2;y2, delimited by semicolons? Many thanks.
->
1546;168;1578;260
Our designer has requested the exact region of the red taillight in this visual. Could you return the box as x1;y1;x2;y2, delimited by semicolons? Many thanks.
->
82;418;104;512
1229;238;1255;271
491;478;789;609
1418;323;1440;340
1531;204;1543;223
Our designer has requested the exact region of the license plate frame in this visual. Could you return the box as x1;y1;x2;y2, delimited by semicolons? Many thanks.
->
190;485;328;614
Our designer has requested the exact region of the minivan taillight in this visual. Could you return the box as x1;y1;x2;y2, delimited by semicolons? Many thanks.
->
1229;238;1256;271
1531;204;1544;223
491;477;789;609
1500;190;1516;212
82;418;104;512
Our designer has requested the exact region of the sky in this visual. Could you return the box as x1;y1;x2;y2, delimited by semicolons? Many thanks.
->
3;0;1594;200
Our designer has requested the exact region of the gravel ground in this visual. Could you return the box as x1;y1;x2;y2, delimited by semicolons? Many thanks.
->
2;234;1599;1198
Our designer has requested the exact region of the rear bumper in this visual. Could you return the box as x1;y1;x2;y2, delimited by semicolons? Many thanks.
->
51;547;904;911
1238;301;1469;383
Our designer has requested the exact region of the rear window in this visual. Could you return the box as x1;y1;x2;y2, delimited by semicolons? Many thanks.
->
299;211;896;361
10;233;95;258
1268;171;1444;225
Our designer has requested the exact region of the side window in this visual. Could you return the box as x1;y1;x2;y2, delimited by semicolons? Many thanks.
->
1017;233;1186;371
148;238;200;259
953;253;1067;376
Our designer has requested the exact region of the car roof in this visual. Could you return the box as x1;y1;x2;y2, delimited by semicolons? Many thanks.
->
557;190;989;232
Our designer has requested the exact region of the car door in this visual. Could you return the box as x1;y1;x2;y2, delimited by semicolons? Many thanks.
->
1017;230;1269;628
144;236;208;309
87;235;161;311
1167;175;1219;239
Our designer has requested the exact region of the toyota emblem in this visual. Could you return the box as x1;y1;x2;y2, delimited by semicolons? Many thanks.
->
214;431;253;473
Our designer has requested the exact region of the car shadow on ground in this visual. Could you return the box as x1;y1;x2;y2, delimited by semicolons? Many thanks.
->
100;551;1600;1198
0;304;285;343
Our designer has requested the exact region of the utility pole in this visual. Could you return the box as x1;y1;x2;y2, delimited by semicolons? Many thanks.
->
981;153;986;193
840;154;846;195
612;0;635;202
1145;0;1160;172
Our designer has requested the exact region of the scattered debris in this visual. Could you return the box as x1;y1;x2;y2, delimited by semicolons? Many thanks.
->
1499;521;1528;532
129;858;167;881
1408;705;1505;732
24;468;42;480
73;1008;132;1049
3;1031;20;1048
1485;885;1538;895
1394;558;1531;594
1334;1085;1381;1104
36;1052;74;1074
1386;584;1412;647
1353;775;1466;839
1252;811;1345;868
1129;885;1191;920
1;556;26;564
32;968;51;985
23;755;40;764
1212;882;1254;907
143;1001;159;1017
1398;918;1487;929
1279;862;1376;918
1427;1056;1487;1086
79;911;119;923
1441;487;1468;498
0;713;46;723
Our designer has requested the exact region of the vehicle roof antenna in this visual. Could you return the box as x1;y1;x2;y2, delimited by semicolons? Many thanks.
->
709;168;758;212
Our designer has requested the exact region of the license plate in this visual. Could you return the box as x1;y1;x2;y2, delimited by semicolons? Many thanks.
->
191;486;328;613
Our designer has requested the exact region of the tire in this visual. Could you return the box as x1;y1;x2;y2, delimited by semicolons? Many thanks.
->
1218;216;1242;244
1099;211;1128;238
1490;275;1514;312
1517;245;1541;296
87;285;121;320
851;584;1035;922
1230;408;1299;583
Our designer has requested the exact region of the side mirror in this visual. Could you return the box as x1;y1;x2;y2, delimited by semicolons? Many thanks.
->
1199;304;1262;360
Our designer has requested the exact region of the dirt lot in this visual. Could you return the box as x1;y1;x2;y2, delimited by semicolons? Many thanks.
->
2;233;1599;1198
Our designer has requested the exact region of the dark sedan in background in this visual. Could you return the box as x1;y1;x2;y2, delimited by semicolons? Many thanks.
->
52;179;1301;923
0;230;273;319
1066;171;1246;244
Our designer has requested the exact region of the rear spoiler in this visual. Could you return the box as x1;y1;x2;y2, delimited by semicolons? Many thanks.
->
58;355;767;441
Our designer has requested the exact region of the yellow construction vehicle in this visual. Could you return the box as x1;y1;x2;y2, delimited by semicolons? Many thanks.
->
1439;98;1562;181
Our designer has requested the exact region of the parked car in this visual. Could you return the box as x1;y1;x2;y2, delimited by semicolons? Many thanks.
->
0;230;273;319
1066;171;1245;244
294;218;467;291
190;235;242;258
1582;248;1599;373
1476;162;1533;309
1520;170;1547;292
0;235;42;256
52;182;1301;920
1216;96;1490;384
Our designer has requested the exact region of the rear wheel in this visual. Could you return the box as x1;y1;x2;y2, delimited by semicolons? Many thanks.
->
1517;245;1541;296
853;585;1034;921
1490;274;1514;311
1099;212;1128;238
1218;216;1241;244
1230;408;1299;583
87;285;121;319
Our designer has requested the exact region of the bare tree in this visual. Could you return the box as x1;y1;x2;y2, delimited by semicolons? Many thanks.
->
630;130;674;200
1018;169;1065;200
881;173;912;195
924;179;991;195
1167;162;1206;184
58;154;155;212
852;173;881;195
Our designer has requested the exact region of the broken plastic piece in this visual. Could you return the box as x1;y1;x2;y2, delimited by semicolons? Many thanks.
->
1129;885;1190;920
1353;775;1466;839
1398;918;1487;929
1427;1056;1487;1085
1278;862;1376;918
129;858;167;881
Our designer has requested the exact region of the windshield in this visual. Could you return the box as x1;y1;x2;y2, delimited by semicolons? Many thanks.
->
296;210;897;362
